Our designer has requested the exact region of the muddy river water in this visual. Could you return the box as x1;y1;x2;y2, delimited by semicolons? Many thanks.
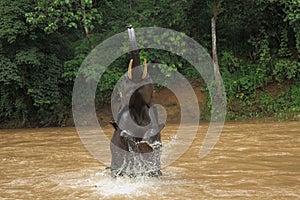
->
0;122;299;199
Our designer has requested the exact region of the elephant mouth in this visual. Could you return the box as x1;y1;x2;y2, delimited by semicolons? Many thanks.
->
120;130;162;153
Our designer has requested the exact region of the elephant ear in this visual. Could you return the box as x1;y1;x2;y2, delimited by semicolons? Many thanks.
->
158;123;165;132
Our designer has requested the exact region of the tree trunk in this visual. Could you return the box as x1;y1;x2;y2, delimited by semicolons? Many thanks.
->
81;0;94;49
211;0;221;86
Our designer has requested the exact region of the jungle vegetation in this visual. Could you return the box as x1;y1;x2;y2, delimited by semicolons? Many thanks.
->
0;0;300;127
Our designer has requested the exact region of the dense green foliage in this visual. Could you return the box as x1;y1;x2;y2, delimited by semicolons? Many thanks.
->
0;0;299;127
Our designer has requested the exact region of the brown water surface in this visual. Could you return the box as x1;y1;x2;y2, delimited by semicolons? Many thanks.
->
0;122;299;199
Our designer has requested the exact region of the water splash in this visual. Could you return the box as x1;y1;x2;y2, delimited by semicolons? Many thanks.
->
111;132;162;177
50;167;188;199
93;172;159;197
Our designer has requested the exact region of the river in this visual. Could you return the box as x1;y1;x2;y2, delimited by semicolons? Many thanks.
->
0;122;299;199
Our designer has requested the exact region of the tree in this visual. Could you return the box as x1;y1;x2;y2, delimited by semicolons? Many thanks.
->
1;0;299;126
0;0;71;127
277;0;300;57
211;0;222;87
26;0;102;49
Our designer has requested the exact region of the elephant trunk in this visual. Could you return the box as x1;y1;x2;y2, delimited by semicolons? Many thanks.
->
127;25;141;68
127;25;147;81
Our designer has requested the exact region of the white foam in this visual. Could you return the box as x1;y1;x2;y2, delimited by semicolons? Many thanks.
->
51;167;187;198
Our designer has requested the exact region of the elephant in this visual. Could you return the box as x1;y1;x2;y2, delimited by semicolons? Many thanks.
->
109;26;164;177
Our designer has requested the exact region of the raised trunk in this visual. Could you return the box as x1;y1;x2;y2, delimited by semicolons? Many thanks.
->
127;25;141;68
127;26;143;81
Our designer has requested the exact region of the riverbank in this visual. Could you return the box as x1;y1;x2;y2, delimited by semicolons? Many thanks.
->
1;80;300;129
